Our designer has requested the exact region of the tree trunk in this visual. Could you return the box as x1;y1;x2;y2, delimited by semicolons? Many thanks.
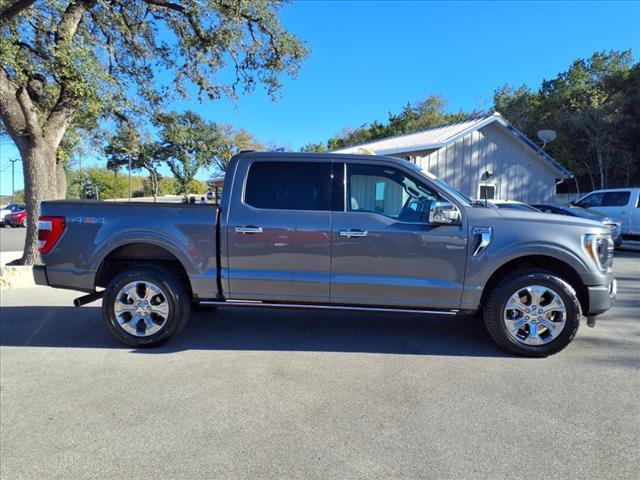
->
582;161;596;192
595;146;605;190
151;170;158;202
56;161;67;199
19;143;56;265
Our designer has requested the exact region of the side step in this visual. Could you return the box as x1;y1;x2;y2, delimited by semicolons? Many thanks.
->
198;299;458;316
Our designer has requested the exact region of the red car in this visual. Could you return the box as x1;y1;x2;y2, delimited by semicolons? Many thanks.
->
6;209;27;227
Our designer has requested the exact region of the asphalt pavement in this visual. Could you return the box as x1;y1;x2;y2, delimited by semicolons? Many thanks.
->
0;250;639;480
0;226;25;252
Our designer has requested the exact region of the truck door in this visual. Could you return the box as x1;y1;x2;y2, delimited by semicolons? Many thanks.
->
330;161;467;310
226;158;334;303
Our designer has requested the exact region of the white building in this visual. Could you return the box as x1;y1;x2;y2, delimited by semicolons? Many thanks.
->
334;112;572;203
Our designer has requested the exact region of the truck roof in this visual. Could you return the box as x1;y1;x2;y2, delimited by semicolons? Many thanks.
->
233;150;402;164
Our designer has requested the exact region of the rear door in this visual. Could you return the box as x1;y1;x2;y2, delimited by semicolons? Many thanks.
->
329;161;467;309
226;158;335;303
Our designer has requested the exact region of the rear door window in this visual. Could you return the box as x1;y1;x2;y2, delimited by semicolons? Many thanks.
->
244;161;332;211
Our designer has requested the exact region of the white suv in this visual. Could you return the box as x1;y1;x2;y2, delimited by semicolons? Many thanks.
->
573;188;640;240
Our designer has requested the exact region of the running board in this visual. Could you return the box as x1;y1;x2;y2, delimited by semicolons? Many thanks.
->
198;299;458;316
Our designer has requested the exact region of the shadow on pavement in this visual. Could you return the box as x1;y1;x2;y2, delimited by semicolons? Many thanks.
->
0;305;508;357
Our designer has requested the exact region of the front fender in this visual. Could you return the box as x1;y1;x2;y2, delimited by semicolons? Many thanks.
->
460;240;590;311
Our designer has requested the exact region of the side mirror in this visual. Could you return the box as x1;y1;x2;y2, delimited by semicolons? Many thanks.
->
429;201;461;225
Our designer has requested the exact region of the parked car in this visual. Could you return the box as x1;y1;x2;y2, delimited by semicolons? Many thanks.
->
479;199;541;212
6;209;27;228
572;188;640;241
0;203;25;226
533;204;623;247
33;152;616;357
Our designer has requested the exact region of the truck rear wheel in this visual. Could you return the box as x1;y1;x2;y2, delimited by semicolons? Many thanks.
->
482;269;581;357
102;266;191;347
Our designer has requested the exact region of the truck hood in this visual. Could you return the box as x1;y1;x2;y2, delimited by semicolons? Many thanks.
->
464;206;608;232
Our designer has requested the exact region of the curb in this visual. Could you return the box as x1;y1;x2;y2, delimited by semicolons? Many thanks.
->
0;265;36;289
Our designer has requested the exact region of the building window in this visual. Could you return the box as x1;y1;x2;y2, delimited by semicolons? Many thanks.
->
478;184;496;200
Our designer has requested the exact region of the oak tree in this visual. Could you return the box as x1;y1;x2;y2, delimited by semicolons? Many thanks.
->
0;0;307;263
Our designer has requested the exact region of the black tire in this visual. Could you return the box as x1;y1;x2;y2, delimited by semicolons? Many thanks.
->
102;266;191;347
482;268;581;357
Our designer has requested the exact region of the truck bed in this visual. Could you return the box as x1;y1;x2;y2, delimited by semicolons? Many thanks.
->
38;200;220;299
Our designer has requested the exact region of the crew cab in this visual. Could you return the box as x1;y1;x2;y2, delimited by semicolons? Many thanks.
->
33;152;617;357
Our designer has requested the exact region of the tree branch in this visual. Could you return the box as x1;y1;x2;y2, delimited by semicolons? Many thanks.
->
142;0;185;13
0;68;28;144
44;0;96;147
0;0;36;23
16;85;42;139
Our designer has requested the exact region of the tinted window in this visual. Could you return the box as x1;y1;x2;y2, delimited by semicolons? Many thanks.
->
347;164;440;222
601;191;630;207
331;162;345;212
245;161;332;211
577;193;603;208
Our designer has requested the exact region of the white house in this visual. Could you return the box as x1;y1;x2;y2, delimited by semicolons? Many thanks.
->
334;112;573;203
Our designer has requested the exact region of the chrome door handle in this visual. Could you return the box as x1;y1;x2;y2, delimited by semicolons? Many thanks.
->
339;229;368;238
235;226;263;234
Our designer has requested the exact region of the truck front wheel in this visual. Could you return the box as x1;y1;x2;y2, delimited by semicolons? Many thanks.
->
103;266;191;347
483;269;581;357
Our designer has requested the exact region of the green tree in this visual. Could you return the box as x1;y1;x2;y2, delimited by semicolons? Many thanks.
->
155;111;221;200
300;142;327;152
67;167;129;200
211;125;264;173
105;124;163;201
322;95;470;151
0;0;307;264
493;50;639;190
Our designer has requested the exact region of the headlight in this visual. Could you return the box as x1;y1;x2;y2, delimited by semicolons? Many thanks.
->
583;233;614;272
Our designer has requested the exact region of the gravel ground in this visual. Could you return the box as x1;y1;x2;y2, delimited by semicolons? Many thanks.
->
1;249;638;480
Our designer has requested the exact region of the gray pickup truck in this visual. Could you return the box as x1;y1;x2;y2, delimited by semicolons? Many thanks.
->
34;152;616;356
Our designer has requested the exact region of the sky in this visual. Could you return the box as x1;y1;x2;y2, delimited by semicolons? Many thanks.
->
1;0;639;197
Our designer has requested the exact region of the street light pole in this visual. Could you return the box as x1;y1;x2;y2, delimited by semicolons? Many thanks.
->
10;158;19;203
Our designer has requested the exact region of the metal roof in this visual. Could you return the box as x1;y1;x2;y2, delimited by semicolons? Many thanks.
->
333;112;573;178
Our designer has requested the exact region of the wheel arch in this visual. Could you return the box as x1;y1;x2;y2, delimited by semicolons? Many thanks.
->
479;255;588;315
95;243;192;295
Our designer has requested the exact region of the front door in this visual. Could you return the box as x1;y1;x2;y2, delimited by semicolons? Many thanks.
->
330;162;467;309
226;159;335;303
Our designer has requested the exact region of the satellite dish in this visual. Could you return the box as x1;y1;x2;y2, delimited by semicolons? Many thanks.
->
537;129;556;150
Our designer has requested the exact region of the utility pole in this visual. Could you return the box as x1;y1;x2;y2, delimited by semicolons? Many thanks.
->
128;156;132;201
10;158;19;203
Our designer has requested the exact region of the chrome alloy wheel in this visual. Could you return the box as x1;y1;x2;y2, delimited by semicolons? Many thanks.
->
503;285;567;346
113;281;170;337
